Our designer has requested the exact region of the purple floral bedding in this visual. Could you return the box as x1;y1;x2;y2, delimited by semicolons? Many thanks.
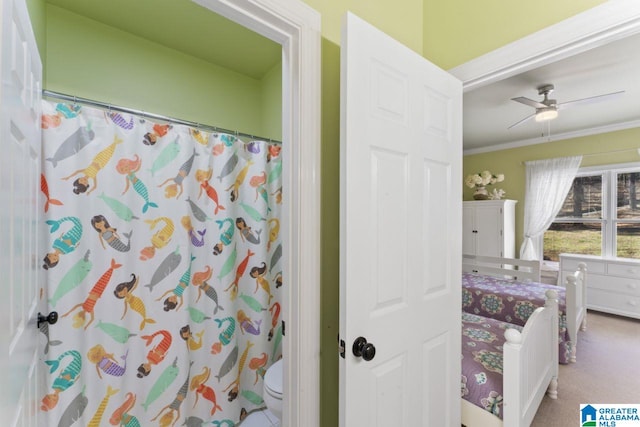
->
461;312;521;420
462;272;572;364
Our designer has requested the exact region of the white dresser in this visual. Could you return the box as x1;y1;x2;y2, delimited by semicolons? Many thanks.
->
463;200;516;259
559;253;640;319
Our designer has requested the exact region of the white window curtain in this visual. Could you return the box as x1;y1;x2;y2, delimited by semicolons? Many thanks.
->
520;155;583;260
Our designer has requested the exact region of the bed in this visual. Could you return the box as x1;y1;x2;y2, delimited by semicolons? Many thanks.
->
461;290;559;427
462;254;587;363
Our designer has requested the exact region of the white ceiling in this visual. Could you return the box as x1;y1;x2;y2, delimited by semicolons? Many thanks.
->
463;32;640;154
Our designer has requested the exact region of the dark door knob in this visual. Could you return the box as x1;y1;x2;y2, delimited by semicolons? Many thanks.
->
352;336;376;361
37;311;58;329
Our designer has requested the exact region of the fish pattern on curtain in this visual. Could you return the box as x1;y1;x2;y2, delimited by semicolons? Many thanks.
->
39;100;283;427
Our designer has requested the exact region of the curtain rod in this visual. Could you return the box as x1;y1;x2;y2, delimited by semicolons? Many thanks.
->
521;148;640;165
42;90;282;144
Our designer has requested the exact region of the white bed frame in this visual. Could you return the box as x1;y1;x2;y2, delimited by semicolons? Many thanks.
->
462;254;588;362
461;290;559;427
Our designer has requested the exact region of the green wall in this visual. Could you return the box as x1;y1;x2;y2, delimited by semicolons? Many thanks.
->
42;4;281;141
303;0;424;54
318;37;341;427
463;128;640;256
26;0;46;66
260;61;283;141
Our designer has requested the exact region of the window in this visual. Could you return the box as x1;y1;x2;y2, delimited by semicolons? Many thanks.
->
543;163;640;261
616;171;640;258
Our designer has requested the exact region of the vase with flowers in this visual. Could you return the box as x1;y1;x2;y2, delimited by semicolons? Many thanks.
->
465;170;505;200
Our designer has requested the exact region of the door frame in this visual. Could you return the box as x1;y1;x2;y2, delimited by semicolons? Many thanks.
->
192;1;321;426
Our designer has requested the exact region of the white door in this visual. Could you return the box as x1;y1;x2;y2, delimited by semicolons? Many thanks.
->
0;0;44;426
339;12;462;427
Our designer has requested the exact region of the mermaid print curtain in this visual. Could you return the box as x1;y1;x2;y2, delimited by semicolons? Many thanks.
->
40;100;283;427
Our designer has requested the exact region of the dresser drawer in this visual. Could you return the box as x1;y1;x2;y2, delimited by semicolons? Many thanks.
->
560;256;605;274
588;288;640;318
587;273;640;296
607;262;640;279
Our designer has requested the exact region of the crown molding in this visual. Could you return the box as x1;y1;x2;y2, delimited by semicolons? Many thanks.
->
463;119;640;156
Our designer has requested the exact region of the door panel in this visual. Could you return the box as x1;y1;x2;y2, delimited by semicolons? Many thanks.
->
339;12;462;426
462;205;475;255
0;0;43;425
475;206;501;256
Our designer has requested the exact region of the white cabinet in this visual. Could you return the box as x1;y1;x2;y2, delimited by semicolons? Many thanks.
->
463;200;516;258
560;253;640;319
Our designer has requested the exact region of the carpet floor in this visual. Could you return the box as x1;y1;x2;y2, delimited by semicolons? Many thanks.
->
531;310;640;426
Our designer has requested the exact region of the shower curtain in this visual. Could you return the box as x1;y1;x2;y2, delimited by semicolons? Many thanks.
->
39;100;283;427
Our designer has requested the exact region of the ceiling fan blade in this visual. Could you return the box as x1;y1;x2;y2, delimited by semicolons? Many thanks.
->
511;96;547;109
558;90;625;109
508;113;535;130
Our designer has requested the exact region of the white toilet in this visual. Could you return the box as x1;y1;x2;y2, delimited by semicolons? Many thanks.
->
263;358;283;422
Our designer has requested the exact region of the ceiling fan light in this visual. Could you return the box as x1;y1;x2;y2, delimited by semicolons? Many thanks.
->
535;108;558;122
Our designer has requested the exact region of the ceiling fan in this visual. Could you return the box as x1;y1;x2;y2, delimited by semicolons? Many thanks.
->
508;84;625;130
